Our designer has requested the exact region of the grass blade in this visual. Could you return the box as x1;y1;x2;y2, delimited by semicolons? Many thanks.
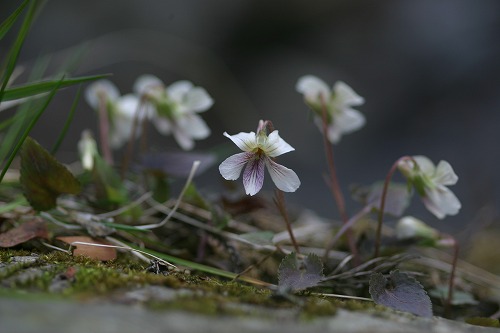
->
50;85;81;154
0;0;39;102
2;74;110;101
0;0;30;40
0;75;65;183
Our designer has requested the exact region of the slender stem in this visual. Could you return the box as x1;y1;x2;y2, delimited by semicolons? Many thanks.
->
318;95;357;259
274;189;300;254
97;94;113;165
374;156;412;258
444;236;459;318
121;97;146;179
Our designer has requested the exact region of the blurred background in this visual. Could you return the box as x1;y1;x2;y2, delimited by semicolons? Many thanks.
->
2;0;500;238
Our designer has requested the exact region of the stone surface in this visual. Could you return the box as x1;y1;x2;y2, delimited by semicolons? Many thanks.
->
1;298;498;333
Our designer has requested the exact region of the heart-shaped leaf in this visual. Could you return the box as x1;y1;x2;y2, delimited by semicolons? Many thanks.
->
369;270;433;317
278;252;324;292
20;136;81;211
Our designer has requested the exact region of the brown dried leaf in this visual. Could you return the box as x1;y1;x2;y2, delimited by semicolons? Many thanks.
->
0;219;48;247
56;236;117;261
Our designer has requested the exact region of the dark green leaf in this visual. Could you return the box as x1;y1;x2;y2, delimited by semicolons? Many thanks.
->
369;270;432;317
20;137;81;211
278;252;324;292
2;74;110;101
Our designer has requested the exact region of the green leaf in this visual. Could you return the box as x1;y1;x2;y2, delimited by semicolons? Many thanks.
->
369;270;432;317
0;0;30;40
239;231;275;246
278;252;324;292
91;155;129;208
2;74;110;102
20;137;81;211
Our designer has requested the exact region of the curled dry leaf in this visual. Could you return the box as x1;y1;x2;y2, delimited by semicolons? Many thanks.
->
56;236;117;261
0;219;48;247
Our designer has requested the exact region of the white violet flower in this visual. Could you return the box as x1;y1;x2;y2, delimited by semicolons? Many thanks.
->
85;79;140;149
78;130;98;171
219;120;301;196
296;75;365;144
134;74;213;150
398;155;461;219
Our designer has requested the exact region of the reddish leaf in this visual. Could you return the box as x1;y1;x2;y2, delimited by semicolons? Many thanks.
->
57;236;117;261
0;219;48;247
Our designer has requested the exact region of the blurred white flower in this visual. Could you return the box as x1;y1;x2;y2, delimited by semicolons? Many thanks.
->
396;216;439;241
398;155;461;219
85;79;140;149
134;74;213;150
296;75;365;144
219;120;301;196
78;130;98;170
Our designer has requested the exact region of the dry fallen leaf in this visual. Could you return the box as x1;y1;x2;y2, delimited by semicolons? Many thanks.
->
0;219;48;247
56;236;117;261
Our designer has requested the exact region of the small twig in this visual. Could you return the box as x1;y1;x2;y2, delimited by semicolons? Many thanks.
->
374;156;412;258
137;160;200;230
310;292;373;302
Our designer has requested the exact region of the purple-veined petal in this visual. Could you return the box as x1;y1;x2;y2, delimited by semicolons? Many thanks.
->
263;131;295;157
85;80;120;110
219;152;251;181
265;158;301;193
223;132;258;152
242;157;266;196
167;80;194;103
333;81;364;106
422;186;461;219
434;160;458;186
134;74;164;96
177;114;211;139
183;87;214;113
296;75;330;104
335;107;366;134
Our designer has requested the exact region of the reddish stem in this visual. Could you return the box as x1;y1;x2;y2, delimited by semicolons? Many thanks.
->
120;98;146;179
374;155;412;258
98;95;113;165
275;188;300;254
319;95;357;260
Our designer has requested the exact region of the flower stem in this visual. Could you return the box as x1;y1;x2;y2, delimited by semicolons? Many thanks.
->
120;98;146;179
98;95;113;165
319;95;357;260
444;236;459;318
274;189;300;254
374;156;412;258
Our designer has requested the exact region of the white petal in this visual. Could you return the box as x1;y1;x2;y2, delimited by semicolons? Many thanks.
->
433;160;458;186
177;114;211;139
166;80;194;103
242;157;266;196
333;81;364;106
183;87;214;113
85;80;120;110
219;152;251;180
296;75;330;104
134;74;164;96
422;186;461;219
153;117;173;135
266;158;301;192
172;126;195;150
335;107;366;134
263;131;295;157
223;132;258;152
413;156;436;176
313;116;342;144
116;94;140;118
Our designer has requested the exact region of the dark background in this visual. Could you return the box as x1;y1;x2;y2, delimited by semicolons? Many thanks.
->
2;0;500;237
